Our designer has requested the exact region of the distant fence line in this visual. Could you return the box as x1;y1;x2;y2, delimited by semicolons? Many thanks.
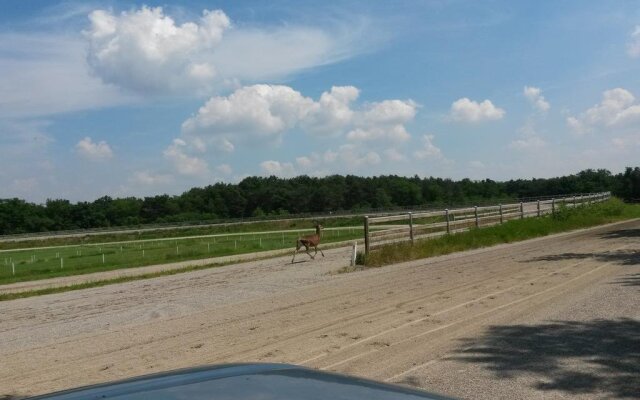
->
363;192;612;255
0;193;597;243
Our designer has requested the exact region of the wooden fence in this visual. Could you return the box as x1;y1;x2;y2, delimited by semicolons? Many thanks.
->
363;192;611;255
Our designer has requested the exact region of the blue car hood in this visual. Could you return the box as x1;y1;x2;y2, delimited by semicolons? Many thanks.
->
26;363;453;400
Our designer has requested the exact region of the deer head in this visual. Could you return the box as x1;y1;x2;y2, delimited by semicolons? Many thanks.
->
314;223;323;236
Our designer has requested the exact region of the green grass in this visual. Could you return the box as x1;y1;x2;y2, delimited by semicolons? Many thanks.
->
0;227;364;285
355;198;640;269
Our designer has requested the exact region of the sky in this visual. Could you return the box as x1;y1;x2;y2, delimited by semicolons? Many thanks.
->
1;0;639;203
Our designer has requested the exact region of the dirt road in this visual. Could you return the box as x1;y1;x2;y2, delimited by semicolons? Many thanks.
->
1;220;638;399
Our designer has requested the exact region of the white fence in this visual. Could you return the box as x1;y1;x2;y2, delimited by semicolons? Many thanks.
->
362;192;611;255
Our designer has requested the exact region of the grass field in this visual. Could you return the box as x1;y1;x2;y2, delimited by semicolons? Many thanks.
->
355;198;640;268
0;226;364;285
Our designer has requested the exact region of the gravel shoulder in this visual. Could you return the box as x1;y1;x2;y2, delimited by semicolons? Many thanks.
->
1;219;638;398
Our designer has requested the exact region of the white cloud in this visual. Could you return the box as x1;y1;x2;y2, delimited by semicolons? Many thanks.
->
295;156;313;168
130;171;173;185
566;116;584;133
75;137;113;161
336;144;382;168
360;99;417;124
509;135;546;150
346;125;411;142
163;139;209;175
450;98;505;122
0;33;133;119
384;148;407;162
215;164;233;175
302;86;359;135
84;6;369;95
1;6;372;119
510;118;546;150
181;84;314;150
566;88;640;135
210;24;368;83
611;135;640;151
263;144;383;178
627;25;640;58
85;7;229;95
413;134;443;159
345;99;416;142
175;84;418;166
523;86;550;112
260;160;296;177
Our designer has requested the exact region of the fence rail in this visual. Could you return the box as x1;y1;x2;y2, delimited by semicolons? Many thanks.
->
0;193;596;243
362;192;611;255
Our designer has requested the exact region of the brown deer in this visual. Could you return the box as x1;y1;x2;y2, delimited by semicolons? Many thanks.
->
291;223;324;263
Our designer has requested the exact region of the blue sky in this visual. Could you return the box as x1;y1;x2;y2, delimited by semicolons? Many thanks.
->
1;1;639;202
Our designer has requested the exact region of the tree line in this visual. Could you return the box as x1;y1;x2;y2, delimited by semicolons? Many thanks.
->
1;167;639;235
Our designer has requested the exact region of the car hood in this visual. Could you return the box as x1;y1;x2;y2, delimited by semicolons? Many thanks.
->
26;363;454;400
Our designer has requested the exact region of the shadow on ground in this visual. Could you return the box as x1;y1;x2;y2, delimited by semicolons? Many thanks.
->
290;259;312;265
525;250;640;266
600;229;640;239
615;273;640;287
451;319;640;398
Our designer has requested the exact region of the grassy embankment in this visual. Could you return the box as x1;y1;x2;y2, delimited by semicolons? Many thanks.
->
355;198;640;268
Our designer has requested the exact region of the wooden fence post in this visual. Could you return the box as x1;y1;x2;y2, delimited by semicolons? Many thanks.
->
445;209;450;234
552;198;555;215
499;204;503;224
408;212;414;245
474;206;479;228
537;200;541;217
520;202;524;219
364;216;370;256
573;196;577;208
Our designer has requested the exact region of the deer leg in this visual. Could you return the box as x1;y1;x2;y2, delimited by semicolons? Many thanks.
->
291;241;301;263
305;244;314;259
313;245;324;258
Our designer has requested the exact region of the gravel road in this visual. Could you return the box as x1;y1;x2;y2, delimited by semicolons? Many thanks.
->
1;219;638;399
